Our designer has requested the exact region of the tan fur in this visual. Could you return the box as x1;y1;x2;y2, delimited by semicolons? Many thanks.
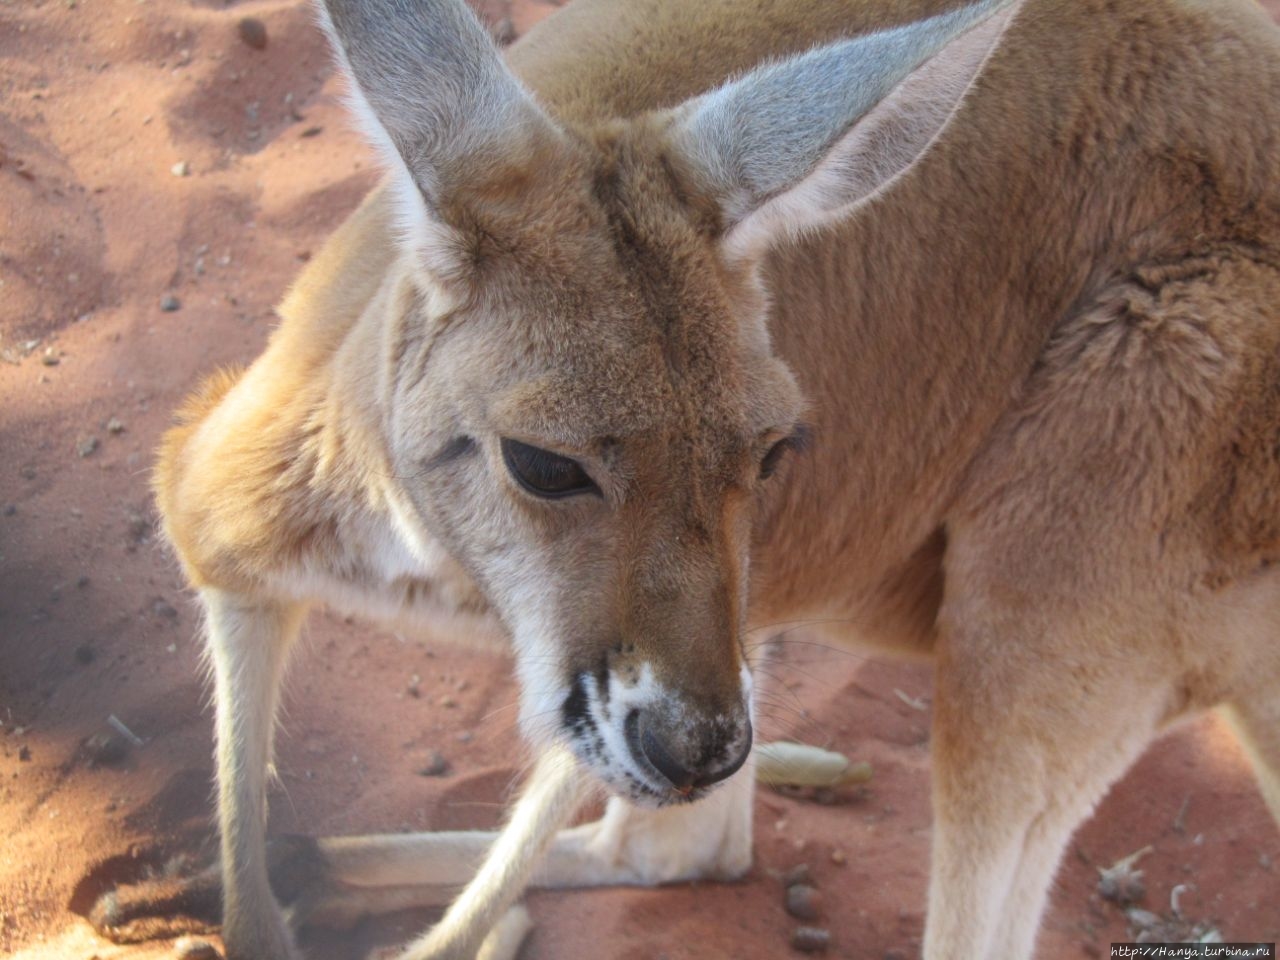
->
144;0;1280;958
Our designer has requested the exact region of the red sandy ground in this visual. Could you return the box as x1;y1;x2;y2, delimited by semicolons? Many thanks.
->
2;1;1279;958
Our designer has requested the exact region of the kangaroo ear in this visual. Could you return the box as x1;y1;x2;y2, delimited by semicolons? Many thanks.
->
669;0;1018;262
317;0;562;280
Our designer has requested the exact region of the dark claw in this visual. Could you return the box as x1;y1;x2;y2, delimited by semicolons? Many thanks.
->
81;835;327;944
88;862;222;943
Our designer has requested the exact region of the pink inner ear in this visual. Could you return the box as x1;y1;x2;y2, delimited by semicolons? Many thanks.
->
722;4;1017;263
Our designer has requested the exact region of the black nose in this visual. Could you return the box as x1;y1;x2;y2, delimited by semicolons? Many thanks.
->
629;711;753;791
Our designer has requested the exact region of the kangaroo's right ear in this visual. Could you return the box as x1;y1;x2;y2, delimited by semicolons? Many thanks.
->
317;0;562;282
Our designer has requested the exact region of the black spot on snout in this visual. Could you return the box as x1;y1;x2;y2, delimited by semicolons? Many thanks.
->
562;674;590;735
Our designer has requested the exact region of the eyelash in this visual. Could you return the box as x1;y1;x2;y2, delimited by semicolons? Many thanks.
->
759;438;793;480
500;438;600;499
760;425;809;480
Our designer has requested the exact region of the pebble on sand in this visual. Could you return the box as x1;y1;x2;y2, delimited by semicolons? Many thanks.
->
417;750;451;777
785;883;823;922
238;16;268;50
790;926;831;954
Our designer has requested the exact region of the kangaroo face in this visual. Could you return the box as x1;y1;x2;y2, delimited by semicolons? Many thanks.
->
385;134;805;804
319;0;1009;804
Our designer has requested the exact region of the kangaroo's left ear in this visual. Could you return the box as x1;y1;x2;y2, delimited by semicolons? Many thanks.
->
667;0;1019;262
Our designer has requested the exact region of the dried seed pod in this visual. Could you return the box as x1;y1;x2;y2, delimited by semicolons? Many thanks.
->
755;742;873;788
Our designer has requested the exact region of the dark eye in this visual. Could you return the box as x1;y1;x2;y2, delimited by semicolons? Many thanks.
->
759;439;792;480
501;438;599;499
759;426;810;480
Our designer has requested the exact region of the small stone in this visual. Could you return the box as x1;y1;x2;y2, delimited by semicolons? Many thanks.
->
829;848;846;866
41;349;60;366
237;16;268;50
171;160;190;177
83;731;128;767
160;293;181;311
127;511;151;542
790;926;830;954
455;730;474;743
440;696;458;709
77;436;99;457
299;126;323;138
175;936;222;960
153;599;179;620
3;504;15;517
416;751;450;777
74;643;95;664
106;417;125;434
785;884;822;922
782;863;812;888
77;574;90;587
18;745;31;762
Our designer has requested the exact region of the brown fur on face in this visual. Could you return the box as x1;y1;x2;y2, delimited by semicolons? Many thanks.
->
375;122;804;753
153;1;1280;957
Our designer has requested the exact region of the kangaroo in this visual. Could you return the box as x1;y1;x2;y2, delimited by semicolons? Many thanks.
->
90;0;1280;957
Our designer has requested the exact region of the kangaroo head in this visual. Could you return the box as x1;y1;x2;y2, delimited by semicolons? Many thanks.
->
318;0;1014;804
